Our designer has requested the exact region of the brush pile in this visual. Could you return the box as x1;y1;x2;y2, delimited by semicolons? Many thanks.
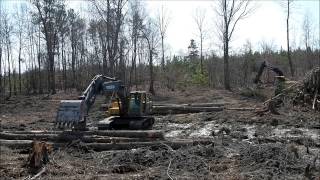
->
293;67;320;110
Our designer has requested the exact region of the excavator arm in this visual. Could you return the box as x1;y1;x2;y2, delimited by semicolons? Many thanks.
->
55;75;128;129
253;61;284;84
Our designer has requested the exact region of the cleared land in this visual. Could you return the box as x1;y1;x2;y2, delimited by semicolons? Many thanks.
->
0;87;319;179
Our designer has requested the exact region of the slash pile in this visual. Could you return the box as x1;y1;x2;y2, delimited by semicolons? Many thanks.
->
293;67;320;110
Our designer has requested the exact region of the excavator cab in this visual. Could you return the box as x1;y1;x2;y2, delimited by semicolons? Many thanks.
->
100;91;154;130
107;91;152;116
127;91;152;116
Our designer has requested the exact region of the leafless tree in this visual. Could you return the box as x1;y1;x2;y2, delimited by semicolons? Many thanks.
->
14;4;27;94
302;12;313;69
0;1;3;97
142;19;159;95
193;7;206;74
215;0;254;90
156;5;170;71
128;0;144;88
92;0;127;76
281;0;295;77
32;0;67;94
302;12;312;51
3;12;13;97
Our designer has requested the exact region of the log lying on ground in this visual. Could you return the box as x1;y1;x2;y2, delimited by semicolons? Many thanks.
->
0;139;214;151
153;102;226;107
225;107;258;111
0;132;159;143
152;105;223;114
2;130;164;139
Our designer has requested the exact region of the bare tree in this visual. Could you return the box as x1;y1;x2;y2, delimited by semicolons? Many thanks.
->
0;2;3;97
128;0;144;88
3;12;13;97
215;0;254;90
156;5;170;71
281;0;295;77
32;0;67;94
302;12;313;69
142;19;159;95
193;7;206;74
92;0;127;76
302;12;312;51
14;4;27;94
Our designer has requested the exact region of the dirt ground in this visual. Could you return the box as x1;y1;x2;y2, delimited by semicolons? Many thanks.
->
0;87;319;179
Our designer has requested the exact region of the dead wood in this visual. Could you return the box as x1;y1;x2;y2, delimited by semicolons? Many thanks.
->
226;107;258;111
3;130;164;139
152;105;223;114
0;132;159;143
153;102;226;107
30;167;46;180
0;139;214;151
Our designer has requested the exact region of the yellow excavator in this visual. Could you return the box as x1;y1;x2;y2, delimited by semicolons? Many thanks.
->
55;75;154;130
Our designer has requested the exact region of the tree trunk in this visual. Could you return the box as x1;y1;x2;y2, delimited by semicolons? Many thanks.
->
200;33;203;74
62;36;66;91
287;0;294;77
0;45;2;97
161;35;165;71
149;48;155;95
224;40;230;90
71;43;76;89
6;43;11;97
18;34;22;94
47;44;55;94
38;24;42;94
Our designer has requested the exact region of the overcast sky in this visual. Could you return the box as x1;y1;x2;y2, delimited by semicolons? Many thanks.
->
144;0;320;56
2;0;320;57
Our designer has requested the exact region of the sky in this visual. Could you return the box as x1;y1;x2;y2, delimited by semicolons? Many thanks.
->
2;0;320;57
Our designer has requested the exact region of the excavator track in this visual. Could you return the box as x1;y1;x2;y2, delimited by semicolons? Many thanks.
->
97;116;155;130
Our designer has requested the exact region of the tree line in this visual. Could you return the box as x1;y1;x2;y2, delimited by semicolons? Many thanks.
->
0;0;319;101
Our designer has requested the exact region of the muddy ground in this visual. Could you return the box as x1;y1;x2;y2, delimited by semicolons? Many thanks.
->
0;87;319;179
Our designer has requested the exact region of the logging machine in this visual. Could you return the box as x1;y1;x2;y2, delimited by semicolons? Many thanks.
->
55;75;155;130
253;61;296;96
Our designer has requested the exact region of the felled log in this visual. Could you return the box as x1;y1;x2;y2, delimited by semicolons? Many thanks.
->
153;102;226;107
225;107;258;111
3;130;164;139
84;139;213;151
0;139;34;149
152;105;223;114
0;132;159;143
0;139;214;151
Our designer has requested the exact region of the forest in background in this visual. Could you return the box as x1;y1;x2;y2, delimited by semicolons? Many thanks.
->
0;0;319;101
